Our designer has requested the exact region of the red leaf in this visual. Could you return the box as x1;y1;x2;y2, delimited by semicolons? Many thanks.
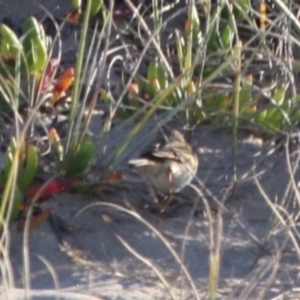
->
25;177;77;201
53;68;74;97
36;58;59;93
66;9;80;23
107;171;123;182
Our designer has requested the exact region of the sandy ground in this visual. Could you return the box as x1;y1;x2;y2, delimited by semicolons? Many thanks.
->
5;121;300;300
1;1;300;300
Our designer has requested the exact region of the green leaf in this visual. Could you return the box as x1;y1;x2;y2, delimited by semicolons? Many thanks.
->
18;144;38;190
100;89;115;105
0;138;17;189
147;61;168;96
147;60;158;83
3;185;22;221
220;25;233;49
204;92;229;111
255;107;285;131
0;24;23;57
146;62;158;97
255;109;267;122
65;140;95;176
190;5;200;40
272;87;286;106
33;36;47;72
116;107;135;119
291;109;300;126
296;94;300;103
4;138;17;179
22;17;49;73
72;0;82;9
234;0;251;19
2;141;38;192
207;24;219;52
146;80;157;98
23;17;44;41
90;0;103;17
156;65;167;90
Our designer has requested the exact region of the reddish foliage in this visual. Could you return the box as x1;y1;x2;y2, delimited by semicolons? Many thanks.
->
53;68;74;97
107;171;123;181
67;9;80;23
25;177;77;201
36;59;58;93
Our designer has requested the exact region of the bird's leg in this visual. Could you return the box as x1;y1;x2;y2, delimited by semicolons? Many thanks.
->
149;186;159;204
159;168;173;213
159;194;173;213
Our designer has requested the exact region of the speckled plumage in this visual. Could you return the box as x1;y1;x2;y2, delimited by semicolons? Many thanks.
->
129;130;198;195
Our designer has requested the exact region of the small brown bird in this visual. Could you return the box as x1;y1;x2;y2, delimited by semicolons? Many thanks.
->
128;129;198;211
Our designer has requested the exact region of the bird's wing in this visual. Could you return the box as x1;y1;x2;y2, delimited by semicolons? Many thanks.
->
128;158;157;166
151;148;178;159
152;140;192;160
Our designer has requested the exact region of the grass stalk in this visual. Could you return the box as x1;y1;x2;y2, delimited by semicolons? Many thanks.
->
65;0;92;153
232;40;242;188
